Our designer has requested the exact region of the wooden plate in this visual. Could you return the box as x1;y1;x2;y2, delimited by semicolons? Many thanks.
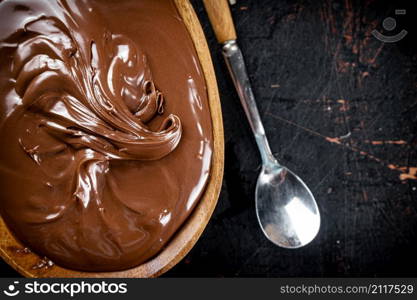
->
0;0;224;278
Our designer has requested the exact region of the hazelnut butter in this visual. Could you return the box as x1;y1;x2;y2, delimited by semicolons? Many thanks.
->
0;0;213;271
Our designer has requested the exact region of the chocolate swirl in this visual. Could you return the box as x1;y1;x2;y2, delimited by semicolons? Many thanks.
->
10;14;182;212
14;16;181;159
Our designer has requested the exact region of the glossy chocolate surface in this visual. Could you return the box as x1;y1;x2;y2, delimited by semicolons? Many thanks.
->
0;0;212;271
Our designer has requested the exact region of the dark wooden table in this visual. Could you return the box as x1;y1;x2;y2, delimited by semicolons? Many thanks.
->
1;0;416;277
165;0;417;277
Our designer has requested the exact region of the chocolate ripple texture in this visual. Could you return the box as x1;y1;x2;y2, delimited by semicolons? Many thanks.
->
0;0;213;271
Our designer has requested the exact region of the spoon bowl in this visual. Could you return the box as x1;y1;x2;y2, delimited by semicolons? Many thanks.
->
256;162;320;248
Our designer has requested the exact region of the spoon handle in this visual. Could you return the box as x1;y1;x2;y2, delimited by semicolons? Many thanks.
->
222;41;276;166
202;0;276;165
202;0;236;43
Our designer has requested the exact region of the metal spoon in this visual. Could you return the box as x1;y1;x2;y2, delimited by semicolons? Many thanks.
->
203;0;320;248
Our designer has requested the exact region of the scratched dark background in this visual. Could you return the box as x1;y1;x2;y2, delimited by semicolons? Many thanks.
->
1;0;417;277
164;0;417;277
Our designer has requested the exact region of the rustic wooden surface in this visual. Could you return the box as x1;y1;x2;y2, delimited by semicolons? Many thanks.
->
0;0;224;278
1;0;416;277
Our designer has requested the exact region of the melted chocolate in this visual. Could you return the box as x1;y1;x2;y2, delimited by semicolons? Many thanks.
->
0;0;212;271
